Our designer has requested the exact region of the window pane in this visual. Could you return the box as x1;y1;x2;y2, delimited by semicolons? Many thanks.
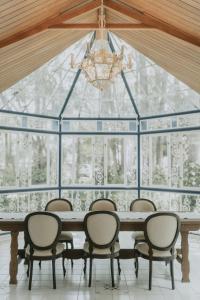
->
152;136;169;186
183;132;200;188
0;132;58;188
141;191;200;212
0;191;58;212
107;137;124;184
142;131;200;190
62;189;138;211
62;136;137;186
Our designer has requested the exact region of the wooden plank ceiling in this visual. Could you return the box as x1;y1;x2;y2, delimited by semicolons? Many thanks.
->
0;0;200;93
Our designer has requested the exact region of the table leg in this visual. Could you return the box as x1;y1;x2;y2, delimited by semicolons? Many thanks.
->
9;231;19;284
181;230;190;282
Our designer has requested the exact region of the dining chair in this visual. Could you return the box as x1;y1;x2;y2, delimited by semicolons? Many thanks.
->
130;198;157;247
83;211;120;287
45;198;74;267
89;198;117;211
88;198;120;273
135;212;180;290
24;212;66;290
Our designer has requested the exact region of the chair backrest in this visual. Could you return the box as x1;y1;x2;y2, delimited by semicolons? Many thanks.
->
130;198;156;212
84;211;120;249
24;212;61;251
89;198;117;211
45;198;73;212
144;212;180;252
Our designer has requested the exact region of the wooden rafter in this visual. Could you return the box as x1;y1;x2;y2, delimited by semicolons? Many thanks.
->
0;0;101;49
104;0;200;47
50;23;152;30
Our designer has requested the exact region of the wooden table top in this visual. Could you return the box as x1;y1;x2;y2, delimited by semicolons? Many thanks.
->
0;211;200;232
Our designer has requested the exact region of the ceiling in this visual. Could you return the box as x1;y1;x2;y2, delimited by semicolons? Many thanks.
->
0;0;200;93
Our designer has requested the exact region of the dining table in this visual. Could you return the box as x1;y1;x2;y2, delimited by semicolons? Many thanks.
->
0;211;200;285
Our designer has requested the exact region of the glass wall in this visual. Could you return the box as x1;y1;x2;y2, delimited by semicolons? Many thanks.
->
0;33;199;213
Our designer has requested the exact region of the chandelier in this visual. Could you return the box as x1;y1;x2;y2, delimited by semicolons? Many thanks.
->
70;1;133;91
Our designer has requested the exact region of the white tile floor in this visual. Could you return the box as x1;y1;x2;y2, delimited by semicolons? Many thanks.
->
0;232;200;300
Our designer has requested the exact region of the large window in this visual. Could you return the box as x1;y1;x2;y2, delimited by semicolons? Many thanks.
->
141;131;200;190
0;132;58;189
62;135;137;187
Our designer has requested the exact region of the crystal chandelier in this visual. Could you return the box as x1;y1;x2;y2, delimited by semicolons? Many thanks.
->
70;1;133;91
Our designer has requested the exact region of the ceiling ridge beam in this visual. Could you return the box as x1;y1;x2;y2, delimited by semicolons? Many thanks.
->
0;0;101;49
50;23;153;30
104;0;200;47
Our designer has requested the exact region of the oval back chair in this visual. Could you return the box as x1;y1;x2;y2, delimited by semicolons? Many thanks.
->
45;198;74;267
130;198;157;247
83;211;120;287
135;212;180;290
25;212;65;290
89;198;117;211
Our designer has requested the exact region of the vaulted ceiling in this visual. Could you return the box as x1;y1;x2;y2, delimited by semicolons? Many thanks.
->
0;0;200;93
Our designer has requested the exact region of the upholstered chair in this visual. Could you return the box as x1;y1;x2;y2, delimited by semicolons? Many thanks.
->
130;198;157;247
89;198;117;211
45;198;74;267
83;211;120;287
88;198;120;272
25;212;66;290
135;212;180;290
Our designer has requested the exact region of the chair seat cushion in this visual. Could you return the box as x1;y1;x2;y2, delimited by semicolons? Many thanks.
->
83;242;120;256
135;242;172;258
131;231;145;241
59;231;73;241
25;243;64;257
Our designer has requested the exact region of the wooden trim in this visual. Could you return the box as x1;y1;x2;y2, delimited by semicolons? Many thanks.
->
0;0;101;48
49;23;152;30
104;0;200;47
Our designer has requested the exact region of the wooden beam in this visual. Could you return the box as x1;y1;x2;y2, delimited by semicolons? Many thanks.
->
104;0;200;47
49;23;152;30
0;0;101;49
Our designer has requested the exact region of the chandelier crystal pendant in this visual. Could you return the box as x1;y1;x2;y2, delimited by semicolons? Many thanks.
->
70;1;133;91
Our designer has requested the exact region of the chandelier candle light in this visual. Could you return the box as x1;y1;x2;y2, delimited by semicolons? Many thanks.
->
70;1;133;91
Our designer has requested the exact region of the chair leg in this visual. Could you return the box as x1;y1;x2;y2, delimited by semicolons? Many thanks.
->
135;257;139;278
39;260;41;269
28;260;33;290
149;260;153;290
62;255;66;277
170;260;175;290
88;257;93;287
70;240;74;268
110;257;115;288
52;258;56;289
27;260;30;278
117;258;121;275
83;258;87;275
